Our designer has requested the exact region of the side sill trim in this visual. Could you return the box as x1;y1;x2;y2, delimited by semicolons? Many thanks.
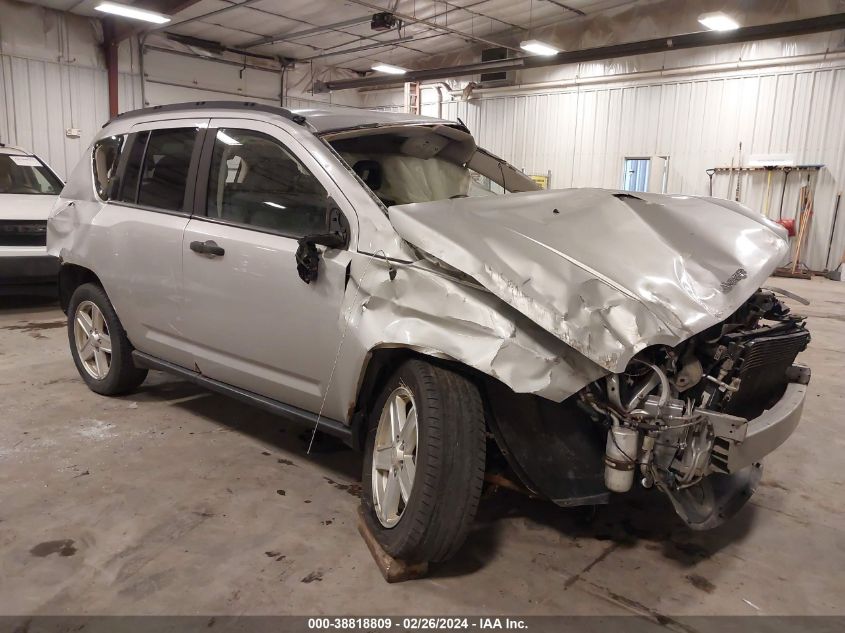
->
131;351;353;446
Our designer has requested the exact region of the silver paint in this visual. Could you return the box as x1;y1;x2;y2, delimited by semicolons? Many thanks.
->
48;104;790;426
389;189;790;373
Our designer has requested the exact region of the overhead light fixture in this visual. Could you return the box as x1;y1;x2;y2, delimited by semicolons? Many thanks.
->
263;201;286;209
371;63;407;75
698;11;740;31
216;131;241;146
520;40;561;56
95;2;171;24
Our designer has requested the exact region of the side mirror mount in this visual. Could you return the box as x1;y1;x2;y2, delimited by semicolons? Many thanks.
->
295;204;349;284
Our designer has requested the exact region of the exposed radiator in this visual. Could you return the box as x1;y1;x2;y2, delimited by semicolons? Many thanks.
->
722;327;810;418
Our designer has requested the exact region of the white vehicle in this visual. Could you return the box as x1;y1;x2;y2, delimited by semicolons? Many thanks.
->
0;143;63;294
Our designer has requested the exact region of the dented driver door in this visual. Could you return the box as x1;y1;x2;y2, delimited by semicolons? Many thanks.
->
180;119;353;416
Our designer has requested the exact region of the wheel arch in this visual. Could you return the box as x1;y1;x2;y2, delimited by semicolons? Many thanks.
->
352;345;609;508
350;345;485;451
58;264;102;314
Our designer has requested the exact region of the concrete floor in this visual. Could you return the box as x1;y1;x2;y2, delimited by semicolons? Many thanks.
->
0;277;842;617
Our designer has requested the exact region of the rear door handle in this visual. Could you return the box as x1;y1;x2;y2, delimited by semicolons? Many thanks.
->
190;240;225;257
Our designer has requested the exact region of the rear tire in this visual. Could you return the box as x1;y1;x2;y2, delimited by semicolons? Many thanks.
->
361;359;486;563
67;283;147;395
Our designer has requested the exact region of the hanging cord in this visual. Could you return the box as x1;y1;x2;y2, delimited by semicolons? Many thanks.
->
306;251;393;454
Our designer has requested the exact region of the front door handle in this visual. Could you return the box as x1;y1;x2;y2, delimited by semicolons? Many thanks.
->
190;240;225;257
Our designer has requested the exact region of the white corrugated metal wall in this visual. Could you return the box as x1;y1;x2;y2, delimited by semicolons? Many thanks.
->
0;0;361;180
0;1;141;178
369;59;845;271
0;56;141;179
3;0;844;270
1;55;108;179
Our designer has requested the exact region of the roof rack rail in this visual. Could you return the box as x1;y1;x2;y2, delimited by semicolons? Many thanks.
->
104;101;306;128
0;141;27;152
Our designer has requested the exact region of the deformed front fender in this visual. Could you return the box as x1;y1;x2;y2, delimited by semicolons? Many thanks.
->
325;254;609;425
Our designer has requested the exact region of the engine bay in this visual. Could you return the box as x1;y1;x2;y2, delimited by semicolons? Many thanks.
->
577;288;810;515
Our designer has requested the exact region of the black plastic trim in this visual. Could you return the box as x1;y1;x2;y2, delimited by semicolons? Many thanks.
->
107;201;192;219
193;125;217;216
0;255;59;286
131;351;353;446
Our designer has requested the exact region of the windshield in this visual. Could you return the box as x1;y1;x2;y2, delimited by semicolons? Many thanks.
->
327;126;536;207
337;152;503;206
0;154;63;195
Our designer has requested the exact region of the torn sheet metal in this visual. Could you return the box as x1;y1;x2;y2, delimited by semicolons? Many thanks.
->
389;188;789;373
327;255;608;416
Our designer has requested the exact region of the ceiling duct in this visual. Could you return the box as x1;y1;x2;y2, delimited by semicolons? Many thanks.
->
480;47;514;85
315;12;845;92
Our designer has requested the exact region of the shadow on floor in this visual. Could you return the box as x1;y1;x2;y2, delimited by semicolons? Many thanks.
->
0;292;59;316
116;372;361;482
117;372;758;579
433;483;758;579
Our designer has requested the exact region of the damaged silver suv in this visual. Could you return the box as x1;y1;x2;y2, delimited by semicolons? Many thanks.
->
48;102;810;564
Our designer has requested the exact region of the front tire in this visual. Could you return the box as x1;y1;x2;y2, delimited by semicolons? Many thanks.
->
361;359;486;563
67;283;147;395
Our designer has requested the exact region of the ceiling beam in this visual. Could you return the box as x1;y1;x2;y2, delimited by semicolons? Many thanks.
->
237;15;374;49
542;0;586;16
110;0;206;41
299;36;415;62
344;0;523;52
149;0;266;33
316;12;845;91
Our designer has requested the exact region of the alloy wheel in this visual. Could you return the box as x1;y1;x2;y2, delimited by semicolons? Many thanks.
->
372;386;419;528
74;300;112;380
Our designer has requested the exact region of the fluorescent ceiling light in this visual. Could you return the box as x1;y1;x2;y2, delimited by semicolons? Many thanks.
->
263;201;286;209
520;40;561;56
371;63;407;75
698;11;740;31
216;131;241;146
95;2;171;24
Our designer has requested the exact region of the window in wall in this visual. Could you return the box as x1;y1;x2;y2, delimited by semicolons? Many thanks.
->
205;128;329;238
116;132;148;204
622;158;650;193
657;156;670;193
92;135;127;200
137;128;198;211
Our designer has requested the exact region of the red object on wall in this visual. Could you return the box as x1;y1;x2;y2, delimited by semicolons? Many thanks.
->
777;218;796;237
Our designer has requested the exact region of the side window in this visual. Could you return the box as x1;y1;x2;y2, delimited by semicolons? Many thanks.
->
206;128;328;237
117;131;148;204
92;135;126;200
137;128;198;211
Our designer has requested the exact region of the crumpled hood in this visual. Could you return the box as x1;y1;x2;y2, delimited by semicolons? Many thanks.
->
389;188;789;373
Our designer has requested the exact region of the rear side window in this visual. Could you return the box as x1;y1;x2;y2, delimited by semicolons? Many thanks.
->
137;128;198;211
115;128;198;211
92;135;127;200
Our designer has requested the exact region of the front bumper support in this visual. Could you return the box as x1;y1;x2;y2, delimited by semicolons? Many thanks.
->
703;368;809;474
663;368;809;530
726;381;807;472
